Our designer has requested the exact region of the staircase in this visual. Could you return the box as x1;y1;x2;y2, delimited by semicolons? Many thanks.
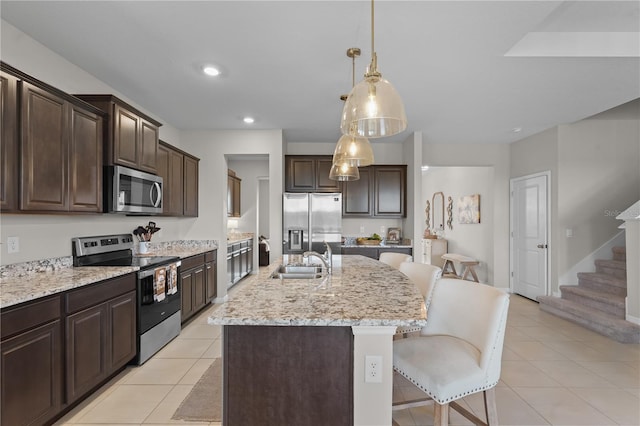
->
538;246;640;343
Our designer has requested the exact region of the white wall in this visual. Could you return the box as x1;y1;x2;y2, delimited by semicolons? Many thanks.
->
624;220;640;323
1;19;287;304
402;132;422;259
422;143;511;288
180;130;284;300
286;141;405;164
0;20;188;265
287;140;414;242
258;179;270;239
0;21;180;144
557;115;640;284
510;127;559;291
422;167;494;283
227;157;269;235
510;100;640;293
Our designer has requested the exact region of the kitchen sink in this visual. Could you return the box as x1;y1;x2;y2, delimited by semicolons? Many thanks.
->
270;264;323;279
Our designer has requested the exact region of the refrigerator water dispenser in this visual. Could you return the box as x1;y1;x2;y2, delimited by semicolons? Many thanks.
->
289;229;303;250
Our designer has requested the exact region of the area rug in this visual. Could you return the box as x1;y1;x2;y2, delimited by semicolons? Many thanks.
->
172;358;222;422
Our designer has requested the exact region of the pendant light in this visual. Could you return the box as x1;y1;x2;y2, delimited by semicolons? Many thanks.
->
340;0;407;139
333;48;375;168
329;157;360;181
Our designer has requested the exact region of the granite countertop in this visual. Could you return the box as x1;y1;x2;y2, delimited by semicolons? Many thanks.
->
226;233;255;244
136;240;218;258
341;243;413;248
0;239;218;309
208;255;427;328
0;265;138;309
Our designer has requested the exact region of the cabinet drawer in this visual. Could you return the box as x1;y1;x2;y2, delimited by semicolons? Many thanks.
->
65;274;135;314
182;254;205;270
205;250;217;262
1;295;61;340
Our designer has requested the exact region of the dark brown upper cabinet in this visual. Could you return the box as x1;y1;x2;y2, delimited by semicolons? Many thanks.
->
69;104;104;212
342;165;406;218
158;140;199;217
1;71;19;212
342;167;372;216
2;62;105;214
285;155;341;193
373;165;407;217
75;94;161;174
227;170;241;217
183;154;199;217
20;81;103;213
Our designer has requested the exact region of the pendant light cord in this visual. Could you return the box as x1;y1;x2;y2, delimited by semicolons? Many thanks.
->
371;0;375;59
352;52;356;87
367;0;380;77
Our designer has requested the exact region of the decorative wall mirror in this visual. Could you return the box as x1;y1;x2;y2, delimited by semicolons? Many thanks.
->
432;192;445;232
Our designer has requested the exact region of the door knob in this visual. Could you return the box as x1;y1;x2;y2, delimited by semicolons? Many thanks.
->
537;244;548;249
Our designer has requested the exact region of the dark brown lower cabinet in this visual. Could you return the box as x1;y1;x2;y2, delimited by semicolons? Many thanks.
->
1;322;62;425
65;276;136;404
66;303;108;403
224;325;353;426
342;246;412;260
181;250;217;324
1;296;62;426
205;251;217;302
1;275;136;425
109;293;137;370
181;264;205;322
181;270;194;320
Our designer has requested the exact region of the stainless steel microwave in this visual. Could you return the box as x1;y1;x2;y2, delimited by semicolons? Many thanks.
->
106;165;163;214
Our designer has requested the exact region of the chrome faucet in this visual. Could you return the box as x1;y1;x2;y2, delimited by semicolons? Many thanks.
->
303;242;332;274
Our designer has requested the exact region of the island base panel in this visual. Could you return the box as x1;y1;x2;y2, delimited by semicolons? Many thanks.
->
224;325;354;426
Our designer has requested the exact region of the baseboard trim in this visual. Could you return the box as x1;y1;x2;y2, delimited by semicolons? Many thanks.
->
626;313;640;325
213;294;229;304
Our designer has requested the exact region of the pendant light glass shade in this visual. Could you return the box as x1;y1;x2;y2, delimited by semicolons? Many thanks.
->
332;134;374;167
329;159;360;181
340;71;407;138
340;0;407;139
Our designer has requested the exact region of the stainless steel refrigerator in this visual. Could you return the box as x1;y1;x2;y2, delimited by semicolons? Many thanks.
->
283;192;342;255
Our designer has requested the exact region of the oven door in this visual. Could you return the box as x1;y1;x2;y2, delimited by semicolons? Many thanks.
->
138;262;181;334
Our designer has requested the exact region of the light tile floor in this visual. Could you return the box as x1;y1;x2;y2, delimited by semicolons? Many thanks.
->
394;295;640;426
55;293;639;426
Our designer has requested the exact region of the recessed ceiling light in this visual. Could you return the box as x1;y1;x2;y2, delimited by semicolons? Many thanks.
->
421;165;430;171
203;66;220;76
512;127;522;133
243;117;255;124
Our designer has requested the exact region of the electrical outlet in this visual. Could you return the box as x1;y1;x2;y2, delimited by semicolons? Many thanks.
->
359;225;365;234
7;236;19;254
365;355;383;383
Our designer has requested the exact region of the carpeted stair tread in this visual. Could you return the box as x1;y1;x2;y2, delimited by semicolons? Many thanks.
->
577;272;627;296
538;296;640;343
612;246;626;261
595;259;627;279
559;285;625;318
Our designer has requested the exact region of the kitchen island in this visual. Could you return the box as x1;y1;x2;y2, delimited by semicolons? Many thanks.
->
208;254;426;426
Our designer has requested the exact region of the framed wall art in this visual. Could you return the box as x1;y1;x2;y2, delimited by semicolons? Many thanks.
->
458;194;480;224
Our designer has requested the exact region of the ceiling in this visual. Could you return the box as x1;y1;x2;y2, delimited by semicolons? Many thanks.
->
2;1;638;145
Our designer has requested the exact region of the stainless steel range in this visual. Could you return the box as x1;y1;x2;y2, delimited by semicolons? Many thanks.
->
72;234;182;365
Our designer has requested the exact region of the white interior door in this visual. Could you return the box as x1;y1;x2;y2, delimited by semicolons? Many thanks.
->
511;173;549;300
